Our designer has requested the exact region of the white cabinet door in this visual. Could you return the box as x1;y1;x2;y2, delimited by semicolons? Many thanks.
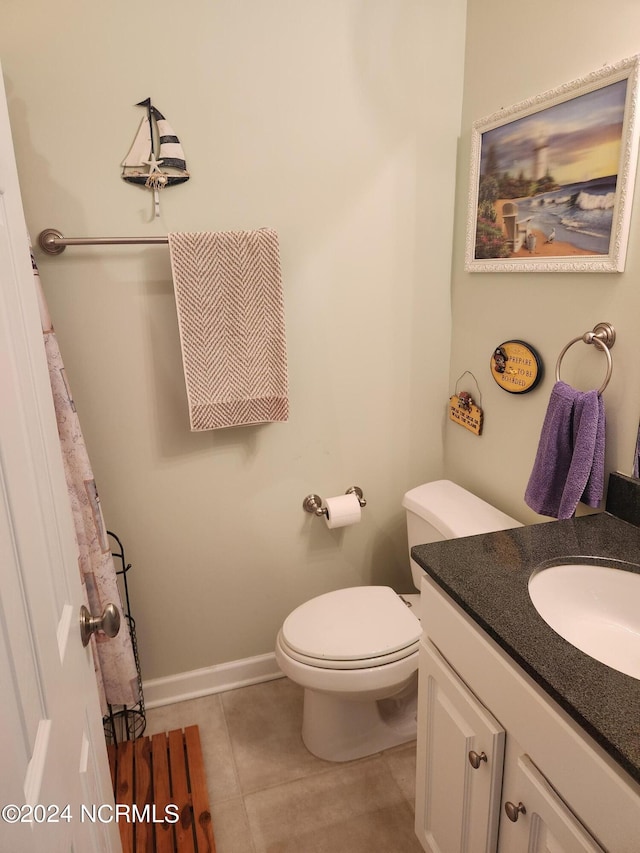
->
498;750;604;853
415;639;505;853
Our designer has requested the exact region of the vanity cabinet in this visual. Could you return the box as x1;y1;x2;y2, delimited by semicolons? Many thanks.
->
415;575;640;853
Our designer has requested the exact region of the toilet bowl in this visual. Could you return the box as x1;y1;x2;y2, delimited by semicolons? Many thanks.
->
275;586;421;761
276;480;522;762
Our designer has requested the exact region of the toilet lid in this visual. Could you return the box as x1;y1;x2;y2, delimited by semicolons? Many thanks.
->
281;586;421;663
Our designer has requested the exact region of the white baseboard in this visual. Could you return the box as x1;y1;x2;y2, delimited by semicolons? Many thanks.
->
142;652;284;709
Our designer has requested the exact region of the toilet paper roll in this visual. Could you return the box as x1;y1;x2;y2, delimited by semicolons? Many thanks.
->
324;493;362;529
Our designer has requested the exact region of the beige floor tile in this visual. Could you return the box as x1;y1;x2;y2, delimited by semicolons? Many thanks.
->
244;756;423;853
382;741;417;806
221;678;336;793
144;699;194;735
211;797;257;853
145;694;241;802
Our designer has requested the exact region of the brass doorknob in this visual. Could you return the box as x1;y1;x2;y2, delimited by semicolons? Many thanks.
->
504;801;527;822
80;603;121;647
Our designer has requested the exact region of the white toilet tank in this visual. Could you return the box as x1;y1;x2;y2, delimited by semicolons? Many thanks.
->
402;480;522;589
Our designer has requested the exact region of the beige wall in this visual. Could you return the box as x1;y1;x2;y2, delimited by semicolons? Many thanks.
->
446;0;640;522
0;1;466;680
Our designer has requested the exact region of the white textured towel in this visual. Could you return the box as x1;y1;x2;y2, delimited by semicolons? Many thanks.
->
168;229;289;430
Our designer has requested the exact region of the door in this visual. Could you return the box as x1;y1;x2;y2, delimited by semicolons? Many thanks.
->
0;65;121;852
415;639;505;853
498;750;605;853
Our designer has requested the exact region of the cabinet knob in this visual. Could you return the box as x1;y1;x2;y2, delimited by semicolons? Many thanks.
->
468;750;487;769
504;801;526;822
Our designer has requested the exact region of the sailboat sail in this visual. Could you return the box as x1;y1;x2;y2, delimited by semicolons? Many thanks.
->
156;115;187;171
121;98;189;188
121;116;151;169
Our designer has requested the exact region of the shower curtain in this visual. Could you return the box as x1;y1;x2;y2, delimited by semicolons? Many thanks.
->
33;256;140;711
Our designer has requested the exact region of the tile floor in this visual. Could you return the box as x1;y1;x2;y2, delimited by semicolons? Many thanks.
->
145;676;423;853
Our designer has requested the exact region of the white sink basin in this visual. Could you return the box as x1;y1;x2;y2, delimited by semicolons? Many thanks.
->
528;559;640;679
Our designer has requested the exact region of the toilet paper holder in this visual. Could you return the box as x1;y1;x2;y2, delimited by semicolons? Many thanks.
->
303;487;367;517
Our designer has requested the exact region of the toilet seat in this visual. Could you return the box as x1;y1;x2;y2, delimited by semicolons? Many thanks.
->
280;586;421;670
278;632;419;669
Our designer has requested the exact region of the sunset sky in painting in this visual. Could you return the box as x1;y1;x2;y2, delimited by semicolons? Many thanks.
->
480;79;628;186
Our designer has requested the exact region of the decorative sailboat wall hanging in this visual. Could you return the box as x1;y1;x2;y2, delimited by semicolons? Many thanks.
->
121;98;190;218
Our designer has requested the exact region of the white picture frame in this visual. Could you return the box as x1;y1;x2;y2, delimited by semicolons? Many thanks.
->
465;55;640;273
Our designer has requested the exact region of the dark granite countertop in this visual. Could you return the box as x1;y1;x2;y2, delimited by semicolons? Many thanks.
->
411;512;640;785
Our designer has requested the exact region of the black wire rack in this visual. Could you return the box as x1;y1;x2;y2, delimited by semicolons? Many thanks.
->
103;531;146;744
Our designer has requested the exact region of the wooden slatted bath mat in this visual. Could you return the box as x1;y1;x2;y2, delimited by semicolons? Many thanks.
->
107;725;216;852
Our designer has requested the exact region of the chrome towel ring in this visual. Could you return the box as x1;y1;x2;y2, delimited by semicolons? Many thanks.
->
555;322;616;395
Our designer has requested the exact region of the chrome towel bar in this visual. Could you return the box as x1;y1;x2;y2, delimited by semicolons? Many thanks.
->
38;228;168;255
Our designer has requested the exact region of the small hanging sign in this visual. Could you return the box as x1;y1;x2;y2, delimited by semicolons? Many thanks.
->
490;340;542;394
449;392;484;435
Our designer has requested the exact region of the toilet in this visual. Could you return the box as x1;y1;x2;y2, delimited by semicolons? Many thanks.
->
275;480;522;761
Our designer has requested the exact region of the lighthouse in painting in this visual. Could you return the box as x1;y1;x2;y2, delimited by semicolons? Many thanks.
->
533;135;549;180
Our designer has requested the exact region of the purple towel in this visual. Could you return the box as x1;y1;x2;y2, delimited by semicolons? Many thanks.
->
562;388;605;516
525;381;605;519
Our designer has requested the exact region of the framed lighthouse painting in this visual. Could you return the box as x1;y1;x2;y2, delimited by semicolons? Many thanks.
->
465;55;640;273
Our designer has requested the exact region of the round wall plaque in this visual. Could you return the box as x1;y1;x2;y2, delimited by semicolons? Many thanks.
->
490;340;542;394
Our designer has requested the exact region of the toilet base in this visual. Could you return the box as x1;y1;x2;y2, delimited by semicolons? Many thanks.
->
301;673;418;762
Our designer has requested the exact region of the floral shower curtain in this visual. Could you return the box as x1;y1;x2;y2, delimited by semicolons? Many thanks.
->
33;256;140;711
